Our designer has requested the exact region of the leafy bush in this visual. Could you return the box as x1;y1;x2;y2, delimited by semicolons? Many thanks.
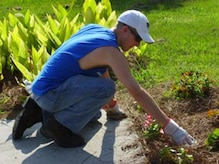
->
0;0;118;82
205;128;219;151
159;146;194;164
168;71;213;100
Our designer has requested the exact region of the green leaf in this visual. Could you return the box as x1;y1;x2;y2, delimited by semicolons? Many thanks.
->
83;0;96;23
0;62;2;78
12;58;34;82
10;28;27;60
52;5;68;22
31;46;47;75
8;13;19;27
58;18;70;42
24;10;31;26
35;29;48;46
17;22;28;40
47;15;59;34
205;128;219;150
29;15;35;29
106;11;117;27
0;18;8;41
70;14;81;34
47;30;62;48
34;16;49;46
96;3;105;22
101;0;112;16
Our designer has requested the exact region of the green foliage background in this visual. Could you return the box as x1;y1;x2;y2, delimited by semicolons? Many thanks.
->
0;0;218;87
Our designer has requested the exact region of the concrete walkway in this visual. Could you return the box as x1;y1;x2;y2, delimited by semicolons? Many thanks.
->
0;110;147;164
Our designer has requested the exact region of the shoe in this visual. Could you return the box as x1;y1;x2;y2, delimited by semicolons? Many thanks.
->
12;97;43;140
107;111;127;120
43;117;85;148
40;126;51;139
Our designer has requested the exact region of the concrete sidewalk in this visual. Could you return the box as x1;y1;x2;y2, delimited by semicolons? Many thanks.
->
0;110;147;164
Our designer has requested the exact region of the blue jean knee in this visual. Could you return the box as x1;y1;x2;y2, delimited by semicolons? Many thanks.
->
32;75;115;133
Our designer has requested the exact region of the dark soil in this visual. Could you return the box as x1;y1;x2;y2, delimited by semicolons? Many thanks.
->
0;69;28;119
0;69;219;163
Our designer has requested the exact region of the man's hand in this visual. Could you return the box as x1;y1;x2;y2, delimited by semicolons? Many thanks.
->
163;119;196;145
103;100;127;120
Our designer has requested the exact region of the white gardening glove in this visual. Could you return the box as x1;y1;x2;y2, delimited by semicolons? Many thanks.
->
163;119;196;145
23;80;32;94
103;100;127;120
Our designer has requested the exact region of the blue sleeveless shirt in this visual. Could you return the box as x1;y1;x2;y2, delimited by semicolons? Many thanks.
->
31;24;118;96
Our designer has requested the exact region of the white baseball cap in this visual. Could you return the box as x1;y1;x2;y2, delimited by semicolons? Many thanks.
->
118;10;154;43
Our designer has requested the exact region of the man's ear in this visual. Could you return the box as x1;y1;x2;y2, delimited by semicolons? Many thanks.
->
122;26;129;33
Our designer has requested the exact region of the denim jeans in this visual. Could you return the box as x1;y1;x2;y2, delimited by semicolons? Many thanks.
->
32;75;115;133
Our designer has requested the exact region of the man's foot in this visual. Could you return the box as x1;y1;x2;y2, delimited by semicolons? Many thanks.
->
12;97;42;140
43;117;85;148
103;100;127;120
40;126;51;139
107;111;127;120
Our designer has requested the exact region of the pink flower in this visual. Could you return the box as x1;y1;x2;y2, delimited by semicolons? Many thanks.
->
144;114;153;128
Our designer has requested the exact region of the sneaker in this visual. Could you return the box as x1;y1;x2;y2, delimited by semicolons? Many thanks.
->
107;111;127;120
40;126;51;139
43;117;85;148
12;97;43;140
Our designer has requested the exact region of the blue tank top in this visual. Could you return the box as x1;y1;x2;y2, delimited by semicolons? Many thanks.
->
31;24;118;96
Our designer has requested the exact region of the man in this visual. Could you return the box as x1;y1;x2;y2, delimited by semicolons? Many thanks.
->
12;10;195;147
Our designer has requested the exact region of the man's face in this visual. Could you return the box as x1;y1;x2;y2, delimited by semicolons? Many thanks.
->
119;26;141;51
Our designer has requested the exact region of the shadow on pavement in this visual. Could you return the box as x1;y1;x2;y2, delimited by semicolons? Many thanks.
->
10;118;120;164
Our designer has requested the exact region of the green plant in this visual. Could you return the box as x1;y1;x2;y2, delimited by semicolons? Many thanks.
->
6;7;77;81
177;148;194;164
159;146;194;164
0;0;119;82
159;146;177;164
0;18;10;80
168;71;213;99
205;128;219;151
1;0;219;86
0;109;6;115
127;44;155;86
82;0;117;27
143;114;162;141
0;94;10;104
0;94;10;115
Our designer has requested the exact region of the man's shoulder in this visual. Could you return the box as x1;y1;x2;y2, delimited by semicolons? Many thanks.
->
83;24;108;31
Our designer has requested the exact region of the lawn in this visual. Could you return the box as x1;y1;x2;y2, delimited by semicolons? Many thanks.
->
0;0;218;86
143;0;219;86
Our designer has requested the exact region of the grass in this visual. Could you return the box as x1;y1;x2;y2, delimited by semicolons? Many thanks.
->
143;0;219;86
0;0;83;20
0;0;218;86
